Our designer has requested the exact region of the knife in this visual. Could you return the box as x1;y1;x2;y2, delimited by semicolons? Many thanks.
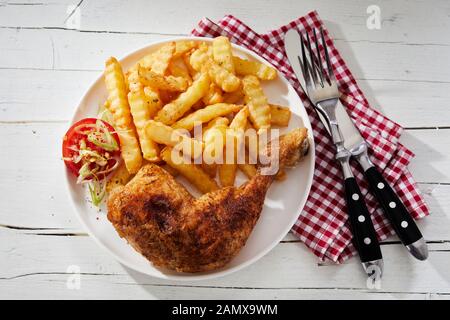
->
284;28;428;261
334;102;428;260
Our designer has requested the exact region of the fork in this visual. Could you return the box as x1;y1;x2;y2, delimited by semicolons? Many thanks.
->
298;29;384;276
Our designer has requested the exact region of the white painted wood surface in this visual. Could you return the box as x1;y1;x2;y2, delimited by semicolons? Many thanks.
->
1;0;449;300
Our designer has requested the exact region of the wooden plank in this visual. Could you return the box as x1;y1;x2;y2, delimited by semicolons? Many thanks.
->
1;0;450;45
0;276;435;299
0;28;173;71
1;27;450;84
1;228;449;299
401;129;450;183
358;79;450;128
0;69;97;122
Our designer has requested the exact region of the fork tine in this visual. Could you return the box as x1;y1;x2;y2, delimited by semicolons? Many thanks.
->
298;31;312;89
305;32;320;86
313;29;325;86
320;28;335;82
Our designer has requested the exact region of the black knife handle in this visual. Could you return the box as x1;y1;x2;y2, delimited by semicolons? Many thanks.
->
344;177;383;262
364;166;423;246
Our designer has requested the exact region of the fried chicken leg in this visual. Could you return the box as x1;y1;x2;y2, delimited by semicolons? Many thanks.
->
107;128;309;272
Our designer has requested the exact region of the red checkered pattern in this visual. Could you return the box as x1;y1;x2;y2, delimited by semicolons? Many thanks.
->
192;11;429;263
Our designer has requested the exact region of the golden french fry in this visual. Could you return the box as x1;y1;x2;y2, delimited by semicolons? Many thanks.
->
183;51;198;78
161;163;179;177
229;105;249;131
127;70;160;162
202;117;228;167
190;47;241;92
169;58;192;84
276;169;287;181
106;161;134;194
238;163;257;179
202;83;223;105
219;162;237;187
223;86;244;104
233;56;277;80
104;57;143;174
155;73;210;125
242;75;271;131
270;104;291;127
158;90;179;105
137;42;175;74
229;106;249;168
201;163;217;178
212;36;235;73
204;59;241;92
173;103;241;130
145;120;203;159
143;86;163;117
174;40;197;58
205;116;230;129
218;107;247;188
191;100;205;110
161;147;219;194
138;65;188;92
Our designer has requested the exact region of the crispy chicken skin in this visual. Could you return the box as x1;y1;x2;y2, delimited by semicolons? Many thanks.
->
107;128;309;272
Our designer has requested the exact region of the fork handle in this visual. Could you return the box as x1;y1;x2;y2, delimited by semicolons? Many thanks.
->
344;177;383;263
363;166;424;246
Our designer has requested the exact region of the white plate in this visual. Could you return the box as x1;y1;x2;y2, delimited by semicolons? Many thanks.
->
65;37;315;281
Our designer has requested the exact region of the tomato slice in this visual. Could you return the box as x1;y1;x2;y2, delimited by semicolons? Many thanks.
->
62;118;120;179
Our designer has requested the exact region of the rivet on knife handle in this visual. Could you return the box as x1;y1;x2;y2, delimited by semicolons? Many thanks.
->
363;165;428;260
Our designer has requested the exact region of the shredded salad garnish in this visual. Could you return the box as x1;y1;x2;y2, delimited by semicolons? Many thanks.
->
62;117;121;207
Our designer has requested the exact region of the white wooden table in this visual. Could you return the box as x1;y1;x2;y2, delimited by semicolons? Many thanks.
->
1;0;450;300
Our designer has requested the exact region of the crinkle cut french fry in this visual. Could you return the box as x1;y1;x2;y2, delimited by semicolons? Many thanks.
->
160;147;219;194
127;70;160;162
106;161;134;194
190;47;240;92
138;65;188;92
223;86;244;104
143;86;163;117
169;58;192;84
104;57;143;174
161;163;179;177
137;42;175;74
233;56;277;80
219;118;244;187
155;72;210;125
202;117;228;167
183;51;198;78
229;105;248;131
219;162;237;187
270;104;291;127
212;36;235;73
202;83;223;105
173;103;241;130
173;40;197;58
242;75;271;131
145;120;203;160
201;162;217;178
238;163;257;179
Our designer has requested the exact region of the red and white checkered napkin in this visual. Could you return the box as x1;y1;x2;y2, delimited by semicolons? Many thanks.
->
192;11;430;263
